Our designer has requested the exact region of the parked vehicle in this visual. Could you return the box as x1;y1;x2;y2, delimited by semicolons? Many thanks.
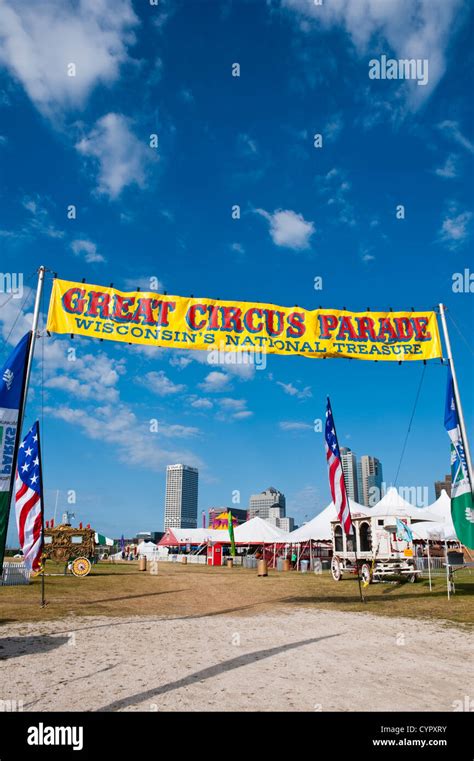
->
330;514;420;584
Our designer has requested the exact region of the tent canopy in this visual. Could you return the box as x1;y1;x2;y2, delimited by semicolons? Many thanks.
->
158;528;230;546
369;487;438;522
233;516;291;544
155;489;455;549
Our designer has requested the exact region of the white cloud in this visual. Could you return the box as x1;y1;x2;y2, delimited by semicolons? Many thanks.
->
438;120;474;155
122;275;164;292
439;204;472;249
0;0;138;117
360;244;375;263
76;112;154;199
45;402;203;472
279;421;312;432
21;195;64;239
171;349;255;380
434;154;459;179
189;397;213;410
179;88;194;104
276;381;312;400
218;398;247;411
71;238;105;263
138;370;186;396
238;133;259;156
199;371;232;393
232;410;253;420
318;168;356;227
324;114;343;141
43;347;126;404
255;208;315;250
0;285;34;345
156;422;199;438
282;0;464;109
216;397;253;422
170;355;193;370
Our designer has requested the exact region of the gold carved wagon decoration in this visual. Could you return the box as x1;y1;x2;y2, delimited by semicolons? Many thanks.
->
43;524;97;577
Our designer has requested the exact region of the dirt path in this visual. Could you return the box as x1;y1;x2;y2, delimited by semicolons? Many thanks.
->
1;608;471;712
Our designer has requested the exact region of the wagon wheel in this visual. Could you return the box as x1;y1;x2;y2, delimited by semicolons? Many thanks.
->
360;563;372;585
70;557;92;578
331;556;343;581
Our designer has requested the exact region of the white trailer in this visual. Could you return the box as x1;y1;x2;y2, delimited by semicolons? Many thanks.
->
330;513;421;584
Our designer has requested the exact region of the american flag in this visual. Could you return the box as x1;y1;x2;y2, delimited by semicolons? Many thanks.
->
325;398;352;535
14;421;44;573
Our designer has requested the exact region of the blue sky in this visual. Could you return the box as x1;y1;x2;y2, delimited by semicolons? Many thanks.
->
0;0;473;540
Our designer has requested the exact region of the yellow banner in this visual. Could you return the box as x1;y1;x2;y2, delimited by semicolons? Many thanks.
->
46;278;442;362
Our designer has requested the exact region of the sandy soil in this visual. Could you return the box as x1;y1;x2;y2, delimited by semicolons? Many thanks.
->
1;608;472;712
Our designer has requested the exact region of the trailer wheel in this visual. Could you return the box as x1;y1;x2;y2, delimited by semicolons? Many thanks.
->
71;557;92;577
361;563;372;585
331;556;343;581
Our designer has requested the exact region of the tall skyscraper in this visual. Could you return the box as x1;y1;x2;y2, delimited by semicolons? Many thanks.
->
358;456;384;506
340;447;359;503
248;487;286;520
164;464;198;529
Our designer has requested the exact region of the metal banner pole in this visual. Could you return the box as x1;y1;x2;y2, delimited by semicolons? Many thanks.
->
438;303;473;492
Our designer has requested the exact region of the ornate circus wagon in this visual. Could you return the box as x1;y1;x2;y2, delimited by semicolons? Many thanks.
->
43;518;113;577
330;513;421;584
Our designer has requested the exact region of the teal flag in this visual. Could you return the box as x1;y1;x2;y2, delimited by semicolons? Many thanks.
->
444;367;474;549
227;510;236;557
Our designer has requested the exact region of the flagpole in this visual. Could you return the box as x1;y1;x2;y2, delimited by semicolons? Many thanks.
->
36;421;46;607
20;266;46;427
328;397;364;603
438;303;474;493
426;539;432;592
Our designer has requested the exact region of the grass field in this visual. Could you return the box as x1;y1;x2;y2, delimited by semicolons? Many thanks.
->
1;559;473;626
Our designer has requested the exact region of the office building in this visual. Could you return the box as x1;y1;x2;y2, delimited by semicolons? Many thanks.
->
340;447;359;503
164;464;198;529
435;475;452;499
248;487;286;520
276;516;294;532
358;455;384;507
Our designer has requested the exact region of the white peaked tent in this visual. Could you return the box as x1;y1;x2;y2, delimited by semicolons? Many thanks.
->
159;528;230;545
421;489;451;521
233;516;291;544
411;490;457;541
412;519;457;541
369;487;438;522
137;540;159;557
289;499;370;542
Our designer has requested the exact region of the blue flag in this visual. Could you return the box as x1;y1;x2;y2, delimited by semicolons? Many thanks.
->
0;332;32;570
